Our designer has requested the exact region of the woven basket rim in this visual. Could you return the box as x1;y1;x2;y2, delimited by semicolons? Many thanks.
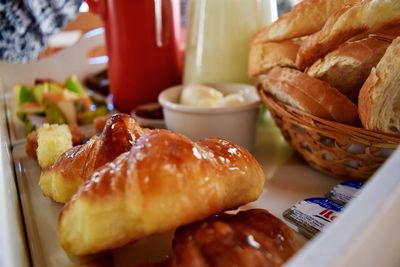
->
259;89;400;145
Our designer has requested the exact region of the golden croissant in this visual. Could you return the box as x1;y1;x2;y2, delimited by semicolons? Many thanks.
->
39;113;144;203
58;129;265;256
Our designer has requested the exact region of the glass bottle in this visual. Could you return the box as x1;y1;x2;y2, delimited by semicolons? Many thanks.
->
183;0;277;84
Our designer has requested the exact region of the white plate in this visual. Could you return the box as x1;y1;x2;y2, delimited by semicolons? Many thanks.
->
11;116;341;266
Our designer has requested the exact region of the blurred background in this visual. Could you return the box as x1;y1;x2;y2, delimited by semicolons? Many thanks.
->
38;0;299;60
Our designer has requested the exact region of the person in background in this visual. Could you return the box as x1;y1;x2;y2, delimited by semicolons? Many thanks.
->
277;0;298;16
0;0;82;62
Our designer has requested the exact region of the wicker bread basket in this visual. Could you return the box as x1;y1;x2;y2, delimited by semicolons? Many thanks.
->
259;89;400;180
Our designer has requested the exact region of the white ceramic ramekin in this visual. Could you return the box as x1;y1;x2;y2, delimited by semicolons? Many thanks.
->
158;83;260;151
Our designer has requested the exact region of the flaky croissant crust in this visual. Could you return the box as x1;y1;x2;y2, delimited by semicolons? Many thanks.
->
39;113;144;203
59;129;265;256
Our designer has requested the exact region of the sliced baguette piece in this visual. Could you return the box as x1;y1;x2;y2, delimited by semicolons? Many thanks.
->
253;0;361;43
297;0;400;69
263;67;359;126
248;40;300;77
307;35;392;102
359;37;400;134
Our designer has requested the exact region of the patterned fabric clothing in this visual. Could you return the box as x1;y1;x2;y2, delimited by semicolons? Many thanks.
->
0;0;82;62
277;0;296;16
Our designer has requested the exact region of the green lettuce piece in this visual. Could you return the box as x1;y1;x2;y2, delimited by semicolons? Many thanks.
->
65;75;84;96
32;83;49;104
17;85;36;105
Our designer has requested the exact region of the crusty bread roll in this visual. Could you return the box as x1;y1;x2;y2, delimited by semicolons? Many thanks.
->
253;0;361;43
248;39;300;77
351;24;400;44
297;0;400;68
170;209;297;267
39;114;144;203
358;37;400;134
58;130;265;256
307;35;391;102
263;67;359;125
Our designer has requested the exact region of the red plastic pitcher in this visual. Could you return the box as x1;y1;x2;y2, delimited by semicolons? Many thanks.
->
86;0;183;113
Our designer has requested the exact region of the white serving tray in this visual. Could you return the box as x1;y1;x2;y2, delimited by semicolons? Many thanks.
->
0;80;30;267
287;148;400;267
10;117;341;266
9;109;400;267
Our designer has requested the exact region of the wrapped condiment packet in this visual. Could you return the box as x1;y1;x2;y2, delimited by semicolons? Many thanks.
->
283;197;344;239
325;181;364;206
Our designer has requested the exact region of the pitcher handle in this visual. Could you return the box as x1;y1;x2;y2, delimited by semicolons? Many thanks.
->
86;0;107;19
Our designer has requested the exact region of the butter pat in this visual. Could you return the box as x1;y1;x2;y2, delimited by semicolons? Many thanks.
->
180;84;223;107
215;94;245;107
180;83;247;108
